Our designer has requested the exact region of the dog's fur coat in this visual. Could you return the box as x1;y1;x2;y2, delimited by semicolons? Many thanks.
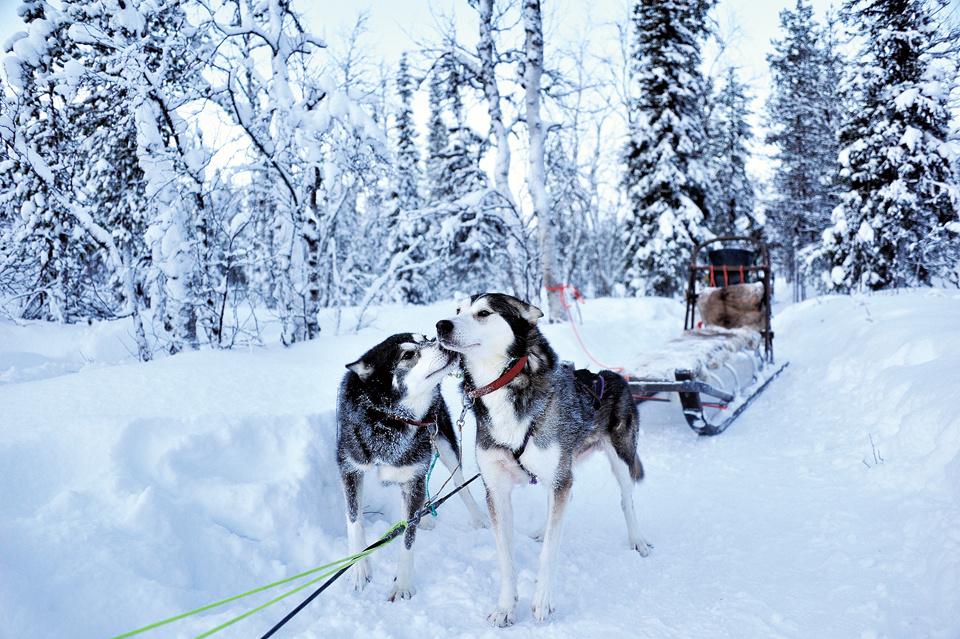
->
437;293;651;625
337;333;486;601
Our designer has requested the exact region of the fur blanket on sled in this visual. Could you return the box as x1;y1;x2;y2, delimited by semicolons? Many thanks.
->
697;282;766;331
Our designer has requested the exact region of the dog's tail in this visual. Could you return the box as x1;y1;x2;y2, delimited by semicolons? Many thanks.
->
628;452;644;482
609;386;644;482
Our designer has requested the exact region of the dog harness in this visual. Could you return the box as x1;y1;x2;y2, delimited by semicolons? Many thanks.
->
510;427;539;485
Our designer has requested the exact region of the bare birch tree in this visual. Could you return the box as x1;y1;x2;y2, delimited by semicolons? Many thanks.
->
523;0;563;320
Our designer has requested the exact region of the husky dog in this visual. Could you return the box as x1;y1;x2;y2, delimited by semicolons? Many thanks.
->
436;294;651;625
337;333;487;601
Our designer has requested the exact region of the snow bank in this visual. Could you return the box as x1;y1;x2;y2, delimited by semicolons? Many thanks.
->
775;290;960;497
1;291;957;638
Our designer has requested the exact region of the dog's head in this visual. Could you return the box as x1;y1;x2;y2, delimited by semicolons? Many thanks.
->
346;333;458;400
435;293;543;361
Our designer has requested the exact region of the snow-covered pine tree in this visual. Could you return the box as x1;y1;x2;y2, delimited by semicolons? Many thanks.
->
426;64;452;205
706;67;758;238
622;0;716;297
423;52;512;299
394;53;421;213
765;0;843;293
822;0;959;291
386;52;429;303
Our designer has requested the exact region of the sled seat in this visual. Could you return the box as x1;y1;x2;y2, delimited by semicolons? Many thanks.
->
631;327;761;382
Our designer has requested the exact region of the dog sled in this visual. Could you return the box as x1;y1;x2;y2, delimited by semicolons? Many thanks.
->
627;237;789;436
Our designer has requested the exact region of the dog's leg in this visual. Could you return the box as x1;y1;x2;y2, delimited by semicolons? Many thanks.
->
603;438;652;556
478;450;517;627
435;437;488;528
389;476;425;601
531;475;571;622
342;470;372;590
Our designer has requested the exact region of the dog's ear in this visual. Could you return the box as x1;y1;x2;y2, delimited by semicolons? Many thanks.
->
514;299;544;326
346;358;373;380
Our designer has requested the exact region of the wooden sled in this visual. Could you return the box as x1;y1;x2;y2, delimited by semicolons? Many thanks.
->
628;237;789;436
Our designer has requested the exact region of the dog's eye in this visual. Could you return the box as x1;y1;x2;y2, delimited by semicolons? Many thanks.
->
400;350;415;361
476;310;491;318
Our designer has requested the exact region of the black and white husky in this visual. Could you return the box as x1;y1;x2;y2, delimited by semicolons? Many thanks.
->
337;333;487;601
437;293;651;625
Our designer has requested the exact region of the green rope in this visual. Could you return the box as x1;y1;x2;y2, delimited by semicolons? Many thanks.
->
110;521;408;639
424;451;440;517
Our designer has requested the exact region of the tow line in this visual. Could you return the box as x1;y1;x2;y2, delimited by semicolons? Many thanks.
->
109;474;481;639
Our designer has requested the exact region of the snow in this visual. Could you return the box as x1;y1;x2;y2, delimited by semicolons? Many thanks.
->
26;144;54;182
900;125;921;152
115;6;146;33
830;265;846;286
1;291;958;638
893;86;919;111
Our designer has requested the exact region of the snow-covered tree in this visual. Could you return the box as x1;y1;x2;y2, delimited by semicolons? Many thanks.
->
421;52;514;299
621;0;716;297
822;0;959;291
0;0;85;322
706;67;759;238
394;53;421;212
384;52;429;304
765;0;843;293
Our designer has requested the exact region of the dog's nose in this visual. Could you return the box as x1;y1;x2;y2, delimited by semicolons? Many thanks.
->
436;319;453;337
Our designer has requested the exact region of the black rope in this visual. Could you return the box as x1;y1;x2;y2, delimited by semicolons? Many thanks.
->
258;473;481;639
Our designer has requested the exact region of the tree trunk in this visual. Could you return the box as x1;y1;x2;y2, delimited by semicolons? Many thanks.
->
523;0;563;320
477;0;528;297
302;167;322;340
478;0;513;206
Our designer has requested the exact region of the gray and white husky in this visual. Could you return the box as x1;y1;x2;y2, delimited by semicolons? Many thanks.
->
337;333;487;601
436;293;651;625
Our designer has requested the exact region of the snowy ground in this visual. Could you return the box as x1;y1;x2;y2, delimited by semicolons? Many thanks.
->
1;291;958;638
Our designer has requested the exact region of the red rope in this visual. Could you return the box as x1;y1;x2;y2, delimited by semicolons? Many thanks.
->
548;284;632;380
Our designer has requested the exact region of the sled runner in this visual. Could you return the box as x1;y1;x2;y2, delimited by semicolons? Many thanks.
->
627;237;789;436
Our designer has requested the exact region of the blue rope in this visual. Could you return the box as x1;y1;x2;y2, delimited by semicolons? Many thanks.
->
424;451;440;517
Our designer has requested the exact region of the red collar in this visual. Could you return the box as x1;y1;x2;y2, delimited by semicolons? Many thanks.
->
397;415;436;428
467;356;529;399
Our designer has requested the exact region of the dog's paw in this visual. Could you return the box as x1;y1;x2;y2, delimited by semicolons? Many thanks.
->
486;608;515;627
531;590;554;622
351;559;372;591
418;516;436;531
529;529;545;543
387;584;415;602
632;538;653;556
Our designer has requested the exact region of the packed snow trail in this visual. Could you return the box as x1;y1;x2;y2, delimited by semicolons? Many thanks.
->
0;292;957;638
